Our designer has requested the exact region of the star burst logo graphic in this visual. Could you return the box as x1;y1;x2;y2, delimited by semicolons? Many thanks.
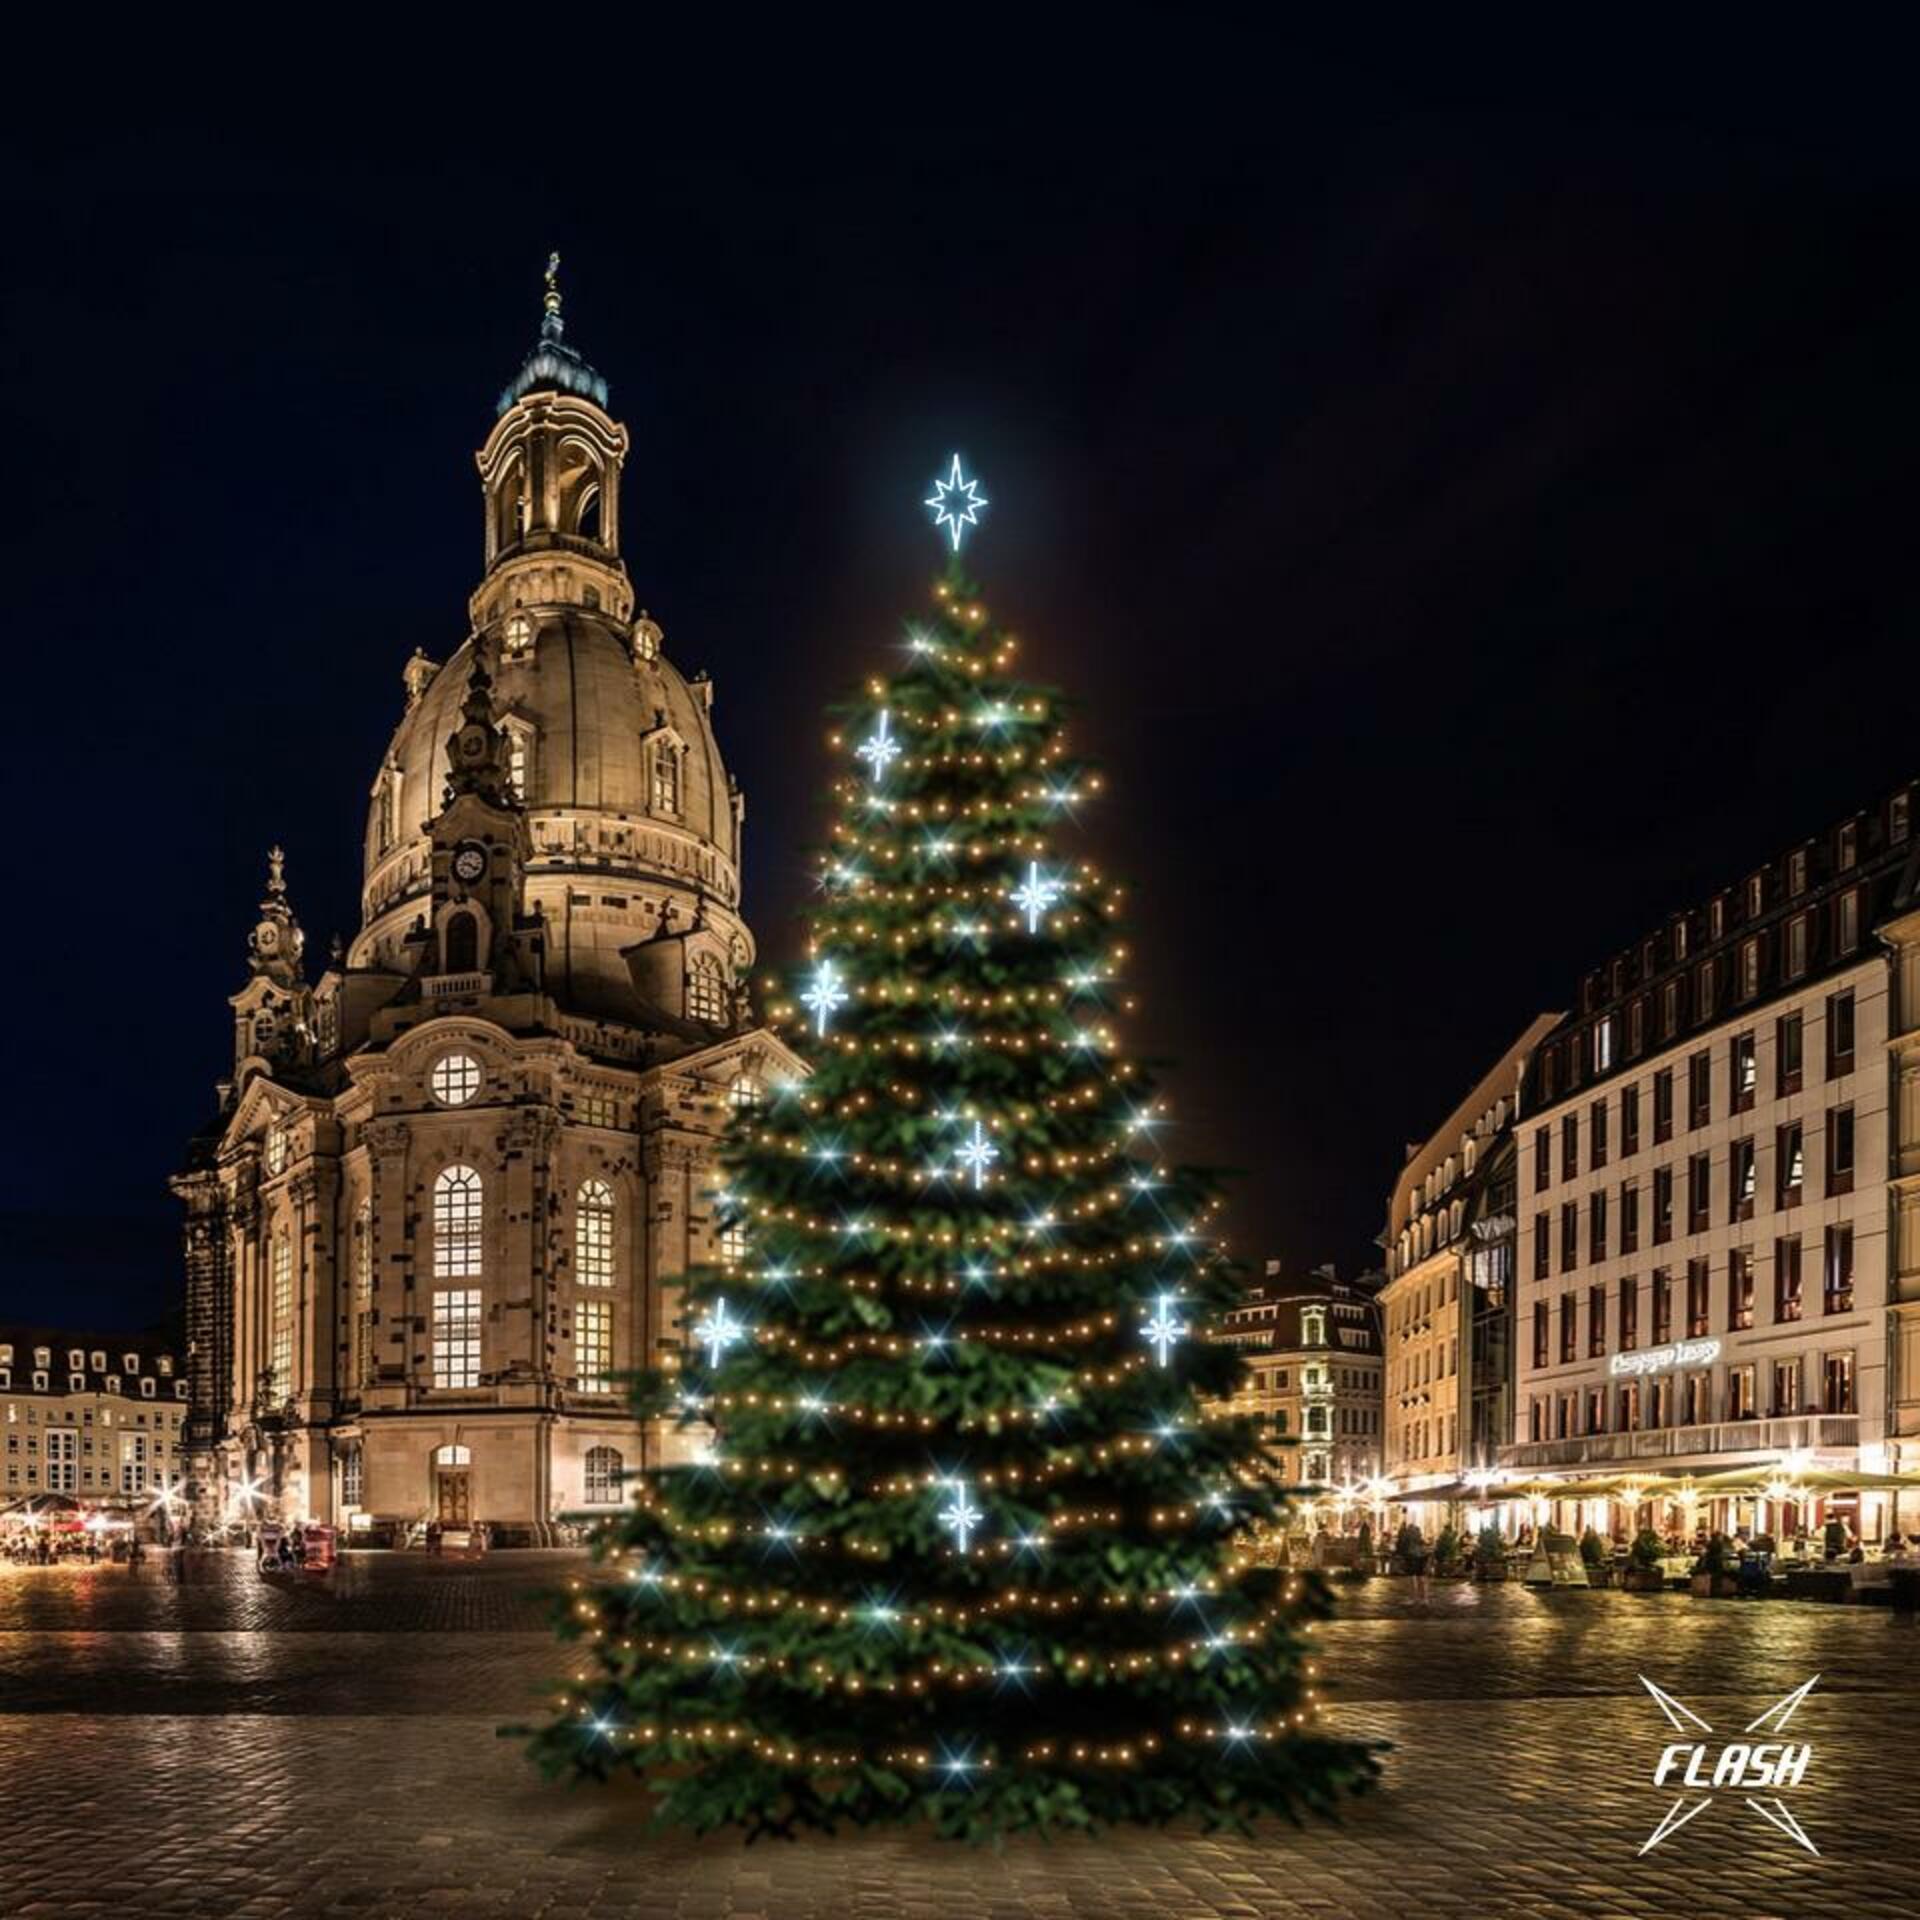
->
1637;1674;1821;1857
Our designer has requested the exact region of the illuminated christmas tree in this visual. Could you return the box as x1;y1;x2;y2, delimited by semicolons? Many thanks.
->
526;460;1379;1836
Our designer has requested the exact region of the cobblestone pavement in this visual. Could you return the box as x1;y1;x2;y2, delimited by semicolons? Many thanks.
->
1;1553;1914;1918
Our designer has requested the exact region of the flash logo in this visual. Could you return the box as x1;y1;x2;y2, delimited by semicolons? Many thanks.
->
1638;1676;1820;1856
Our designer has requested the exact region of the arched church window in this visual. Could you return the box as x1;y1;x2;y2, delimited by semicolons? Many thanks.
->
444;910;479;975
584;1445;622;1504
687;955;727;1025
269;1230;293;1401
576;485;601;543
265;1125;287;1176
651;741;683;816
576;1179;615;1287
353;1201;375;1391
433;1166;483;1280
506;726;532;801
434;1443;471;1466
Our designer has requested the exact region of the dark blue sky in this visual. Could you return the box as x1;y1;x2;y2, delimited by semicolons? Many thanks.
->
4;27;1919;1330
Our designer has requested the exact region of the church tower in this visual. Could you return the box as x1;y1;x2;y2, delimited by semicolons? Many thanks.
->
175;263;798;1540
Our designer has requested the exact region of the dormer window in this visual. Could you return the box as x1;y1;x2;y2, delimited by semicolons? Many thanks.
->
33;1348;49;1370
69;1373;85;1392
504;723;534;802
687;954;728;1025
140;1377;155;1399
651;739;683;815
1788;848;1809;894
70;1350;85;1372
89;1350;106;1373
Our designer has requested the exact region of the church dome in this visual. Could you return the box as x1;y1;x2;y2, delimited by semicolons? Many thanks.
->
348;271;751;1024
354;612;747;1023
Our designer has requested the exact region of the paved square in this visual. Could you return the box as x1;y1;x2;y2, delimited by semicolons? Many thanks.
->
0;1553;1912;1918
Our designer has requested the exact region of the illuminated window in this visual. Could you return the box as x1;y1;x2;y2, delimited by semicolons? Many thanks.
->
720;1217;749;1268
505;724;533;801
584;1445;623;1504
45;1428;76;1494
687;956;727;1025
270;1231;293;1400
375;775;395;855
576;1179;615;1287
265;1125;288;1176
576;1301;612;1392
120;1433;148;1495
341;1448;363;1508
728;1073;762;1111
430;1052;482;1107
431;1288;481;1389
503;612;533;658
651;741;682;815
353;1202;376;1390
433;1166;483;1280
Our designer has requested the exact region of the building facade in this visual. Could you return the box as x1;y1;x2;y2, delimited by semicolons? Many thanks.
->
1509;781;1919;1529
1;1328;188;1512
1213;1262;1384;1488
1379;1015;1558;1506
174;271;799;1541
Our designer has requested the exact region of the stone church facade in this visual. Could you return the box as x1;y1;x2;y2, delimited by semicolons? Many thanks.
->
174;271;797;1541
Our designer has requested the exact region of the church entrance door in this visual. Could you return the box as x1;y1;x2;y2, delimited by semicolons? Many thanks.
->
436;1469;471;1525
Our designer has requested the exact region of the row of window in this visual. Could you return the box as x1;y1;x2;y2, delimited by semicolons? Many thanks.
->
1243;1403;1380;1439
0;1344;174;1377
1532;1111;1856;1279
1527;1350;1857;1440
1537;996;1856;1196
1393;1410;1458;1466
372;734;691;860
0;1368;182;1398
1530;1231;1856;1368
335;1442;626;1508
1545;827;1895;1097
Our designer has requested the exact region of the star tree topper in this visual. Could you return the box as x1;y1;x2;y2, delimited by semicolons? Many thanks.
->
925;453;988;552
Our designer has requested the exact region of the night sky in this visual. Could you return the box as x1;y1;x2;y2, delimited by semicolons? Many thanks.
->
4;34;1918;1332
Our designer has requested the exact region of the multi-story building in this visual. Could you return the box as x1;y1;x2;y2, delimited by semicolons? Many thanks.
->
1213;1262;1384;1488
172;267;799;1541
1510;780;1919;1537
1380;1016;1558;1513
0;1328;189;1514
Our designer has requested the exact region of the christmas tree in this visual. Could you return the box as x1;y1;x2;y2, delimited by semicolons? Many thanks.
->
526;460;1379;1836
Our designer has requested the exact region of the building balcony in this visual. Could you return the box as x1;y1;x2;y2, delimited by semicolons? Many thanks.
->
1505;1415;1860;1472
424;971;493;1000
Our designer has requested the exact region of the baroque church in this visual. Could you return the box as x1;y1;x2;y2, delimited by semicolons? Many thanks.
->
173;267;799;1541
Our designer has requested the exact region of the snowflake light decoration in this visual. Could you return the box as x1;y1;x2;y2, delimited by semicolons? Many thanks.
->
693;1296;746;1370
1141;1292;1189;1369
1010;860;1064;933
938;1476;984;1553
954;1120;1000;1190
802;959;850;1035
855;708;900;784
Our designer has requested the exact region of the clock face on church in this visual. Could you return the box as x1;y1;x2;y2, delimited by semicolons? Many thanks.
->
451;841;488;884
